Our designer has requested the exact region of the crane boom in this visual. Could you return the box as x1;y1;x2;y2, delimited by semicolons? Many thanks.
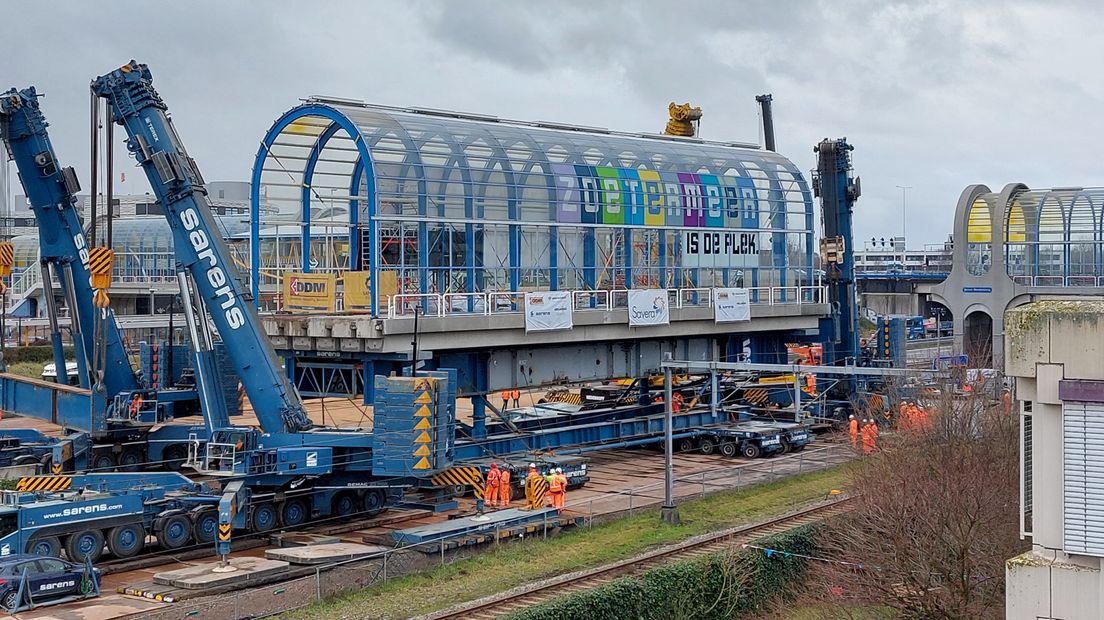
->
0;87;140;395
92;62;312;434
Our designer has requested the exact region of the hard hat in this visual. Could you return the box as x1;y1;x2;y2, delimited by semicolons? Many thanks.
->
529;462;536;469
555;468;562;474
849;414;855;419
490;462;498;468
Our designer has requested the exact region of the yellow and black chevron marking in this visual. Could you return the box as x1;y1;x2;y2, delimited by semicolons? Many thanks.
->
0;241;13;277
16;476;72;492
741;388;770;405
431;466;485;499
525;475;548;508
544;391;582;405
217;523;232;542
868;394;885;411
51;463;62;475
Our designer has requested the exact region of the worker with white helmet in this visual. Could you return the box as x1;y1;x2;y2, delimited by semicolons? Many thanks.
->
549;467;568;511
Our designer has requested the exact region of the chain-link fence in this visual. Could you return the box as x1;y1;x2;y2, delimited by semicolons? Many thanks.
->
130;443;852;620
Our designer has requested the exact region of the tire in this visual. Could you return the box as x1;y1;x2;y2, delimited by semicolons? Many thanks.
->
363;489;386;517
66;529;105;563
118;449;143;472
163;445;188;471
332;492;360;518
156;514;192;549
698;436;716;455
12;455;37;466
742;443;761;459
675;438;695;453
719;441;737;458
779;439;792;455
2;589;19;611
192;509;219;544
792;445;806;453
92;452;116;471
280;499;309;528
251;503;278;532
107;524;145;558
26;535;61;557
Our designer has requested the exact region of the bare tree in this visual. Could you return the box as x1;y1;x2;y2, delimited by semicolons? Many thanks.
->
797;383;1025;619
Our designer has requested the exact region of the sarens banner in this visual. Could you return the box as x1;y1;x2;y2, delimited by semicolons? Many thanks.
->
713;287;751;323
524;291;573;332
627;289;670;326
283;272;336;312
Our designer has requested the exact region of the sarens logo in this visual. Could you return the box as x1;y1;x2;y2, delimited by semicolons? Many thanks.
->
179;207;245;329
39;581;75;592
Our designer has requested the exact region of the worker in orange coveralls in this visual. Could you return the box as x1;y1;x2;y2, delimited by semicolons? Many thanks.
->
511;388;521;409
848;414;859;449
548;467;566;510
499;465;512;507
485;463;501;507
500;390;511;411
861;419;877;455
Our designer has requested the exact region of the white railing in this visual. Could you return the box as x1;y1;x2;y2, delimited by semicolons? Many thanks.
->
384;285;828;319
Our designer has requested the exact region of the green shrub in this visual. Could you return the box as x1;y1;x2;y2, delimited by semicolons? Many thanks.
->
505;524;821;620
2;346;74;365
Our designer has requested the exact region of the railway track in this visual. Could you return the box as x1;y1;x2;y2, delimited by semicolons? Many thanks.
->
427;498;852;620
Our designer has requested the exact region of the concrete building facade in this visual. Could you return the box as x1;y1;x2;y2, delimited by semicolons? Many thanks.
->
1006;300;1104;619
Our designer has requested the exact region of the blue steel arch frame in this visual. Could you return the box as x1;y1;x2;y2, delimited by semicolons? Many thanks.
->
251;103;379;312
252;100;816;317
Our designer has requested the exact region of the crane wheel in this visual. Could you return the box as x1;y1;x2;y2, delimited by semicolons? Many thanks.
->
107;524;145;558
363;490;386;517
156;514;193;549
332;493;360;517
26;536;61;557
191;509;218;544
251;503;278;532
66;529;105;563
280;499;309;527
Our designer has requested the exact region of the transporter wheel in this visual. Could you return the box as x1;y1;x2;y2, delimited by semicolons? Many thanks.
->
163;445;188;470
107;524;145;558
332;492;360;518
26;535;61;557
192;509;218;544
698;436;717;455
719;441;738;458
675;438;695;453
118;449;143;472
792;445;806;453
742;444;762;459
66;529;105;563
363;489;386;517
92;452;116;471
251;503;278;532
156;514;193;549
280;499;309;528
779;439;792;455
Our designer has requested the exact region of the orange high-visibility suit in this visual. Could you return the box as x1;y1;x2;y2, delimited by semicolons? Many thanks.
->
500;390;511;411
548;473;566;510
499;468;512;506
555;471;569;509
485;465;501;507
511;389;521;408
849;418;859;448
861;423;876;455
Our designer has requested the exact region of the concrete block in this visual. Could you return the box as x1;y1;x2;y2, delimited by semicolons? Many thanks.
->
153;557;289;590
1037;364;1064;405
1051;556;1101;620
265;542;389;565
268;532;341;547
1006;552;1053;620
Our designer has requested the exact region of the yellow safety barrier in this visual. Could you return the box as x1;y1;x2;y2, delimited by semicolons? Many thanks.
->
89;247;114;308
431;466;485;499
525;475;548;510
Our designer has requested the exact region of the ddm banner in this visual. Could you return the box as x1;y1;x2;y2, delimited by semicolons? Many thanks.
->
524;291;573;332
627;289;670;327
714;287;751;323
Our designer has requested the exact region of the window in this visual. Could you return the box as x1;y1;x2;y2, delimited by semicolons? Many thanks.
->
13;561;39;576
36;559;67;573
0;513;17;539
135;202;164;216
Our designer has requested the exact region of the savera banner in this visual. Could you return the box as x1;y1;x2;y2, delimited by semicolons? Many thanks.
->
524;291;573;332
282;272;337;312
713;287;751;323
627;289;670;327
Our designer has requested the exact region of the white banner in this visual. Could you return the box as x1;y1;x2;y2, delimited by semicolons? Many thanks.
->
627;289;670;327
524;291;573;332
681;231;762;269
713;287;751;323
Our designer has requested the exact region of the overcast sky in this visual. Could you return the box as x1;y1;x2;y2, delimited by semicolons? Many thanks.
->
2;0;1101;248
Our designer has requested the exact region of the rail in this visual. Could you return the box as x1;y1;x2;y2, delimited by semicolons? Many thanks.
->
384;285;828;319
1011;275;1104;287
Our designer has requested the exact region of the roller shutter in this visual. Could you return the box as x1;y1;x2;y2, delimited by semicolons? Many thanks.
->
1063;402;1104;555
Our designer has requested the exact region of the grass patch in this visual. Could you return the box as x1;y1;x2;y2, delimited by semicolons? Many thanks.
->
777;605;896;619
288;463;853;620
6;361;44;379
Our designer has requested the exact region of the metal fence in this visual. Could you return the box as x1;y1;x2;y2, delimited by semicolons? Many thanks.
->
132;443;852;620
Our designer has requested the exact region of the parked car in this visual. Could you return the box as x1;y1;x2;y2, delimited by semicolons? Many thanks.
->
0;555;99;610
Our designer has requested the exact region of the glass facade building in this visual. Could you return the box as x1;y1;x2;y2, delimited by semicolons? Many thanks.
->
252;99;816;314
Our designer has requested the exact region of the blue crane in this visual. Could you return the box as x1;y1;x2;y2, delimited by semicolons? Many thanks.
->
93;62;452;559
0;87;137;397
0;87;213;472
813;138;861;365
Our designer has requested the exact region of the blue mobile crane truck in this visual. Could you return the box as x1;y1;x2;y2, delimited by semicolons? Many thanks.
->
0;86;214;473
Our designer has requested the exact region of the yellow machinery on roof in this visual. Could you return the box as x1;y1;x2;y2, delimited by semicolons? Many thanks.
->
664;102;702;137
